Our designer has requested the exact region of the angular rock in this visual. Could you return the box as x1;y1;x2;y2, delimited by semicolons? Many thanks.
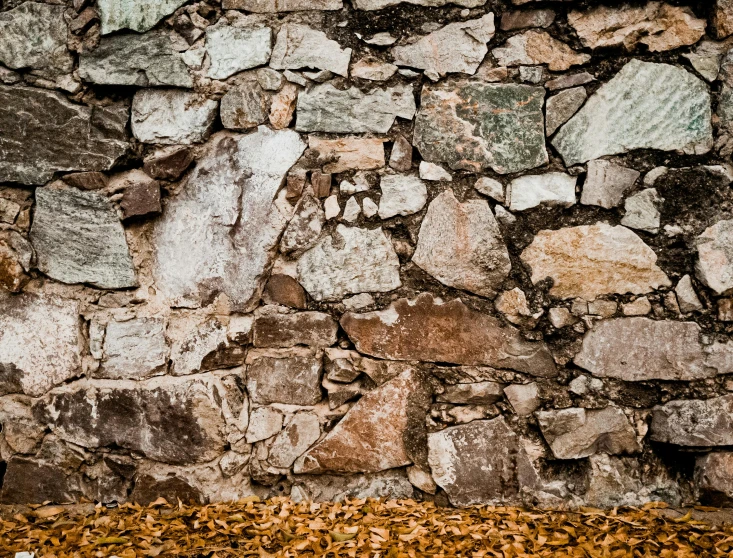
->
428;418;538;506
546;87;587;136
504;383;540;416
0;294;81;398
341;293;557;376
580;159;640;208
351;58;398;81
419;162;452;181
246;406;283;443
0;3;73;77
568;3;706;52
414;82;547;174
676;275;704;314
80;32;192;87
132;89;218;145
546;71;595;90
474;177;504;202
436;382;504;405
520;223;671;300
695;452;733;505
715;0;733;39
354;0;485;9
325;348;409;386
280;193;325;255
253;311;337;348
621;188;662;234
271;24;351;77
309;137;385;174
507;172;576;211
220;81;269;130
650;395;733;446
264;274;307;309
97;317;169;380
390;135;413;172
152;128;306;311
205;26;273;80
35;377;228;465
268;412;321;468
696;220;733;295
0;86;128;185
342;197;361;222
0;457;85;505
0;231;32;293
31;188;137;289
412;190;511;298
536;407;640;460
113;170;162;220
682;40;730;82
246;348;322;406
98;0;188;34
296;83;416;134
167;314;244;376
295;370;432;474
492;31;590;72
378;174;428;219
223;0;343;10
143;146;194;181
553;60;713;166
501;9;556;31
291;470;413;502
495;287;541;327
391;14;495;80
296;225;401;301
269;82;299;130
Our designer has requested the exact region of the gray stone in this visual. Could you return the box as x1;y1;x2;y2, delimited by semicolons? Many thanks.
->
220;81;269;130
553;60;713;166
79;32;192;87
436;382;504;405
268;412;321;468
492;30;590;72
696;220;733;296
132;89;218;145
253;311;338;349
501;9;556;30
354;0;485;8
271;24;351;77
474;177;504;202
0;3;73;77
413;190;511;299
99;0;188;34
296;83;416;134
224;0;342;10
280;193;325;255
546;72;595;90
0;457;85;505
621;188;662;234
206;26;273;80
391;14;495;80
291;470;413;503
683;40;730;82
152;128;305;311
0;86;129;185
676;275;704;313
246;348;322;406
503;383;540;416
428;418;539;507
97;318;169;380
378;174;428;219
546;87;587;136
650;395;733;446
351;58;398;81
536;407;640;460
31;188;137;289
695;452;733;505
414;82;547;174
580;159;640;208
246;406;283;443
507;172;576;211
296;225;401;301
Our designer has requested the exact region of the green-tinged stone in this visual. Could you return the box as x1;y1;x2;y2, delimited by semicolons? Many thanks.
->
98;0;188;34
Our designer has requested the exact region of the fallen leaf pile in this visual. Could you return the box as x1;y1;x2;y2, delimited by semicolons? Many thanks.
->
3;498;733;557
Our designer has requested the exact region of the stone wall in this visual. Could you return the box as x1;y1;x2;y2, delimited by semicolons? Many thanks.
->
3;0;733;509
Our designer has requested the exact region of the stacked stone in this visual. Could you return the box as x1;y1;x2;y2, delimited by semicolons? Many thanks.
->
3;0;733;509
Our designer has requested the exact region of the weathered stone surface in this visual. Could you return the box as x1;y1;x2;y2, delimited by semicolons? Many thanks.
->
341;293;557;376
31;188;137;289
113;170;162;220
390;135;413;172
152;128;305;311
309;137;385;174
412;190;511;298
414;82;547;174
351;58;398;81
296;225;401;301
34;377;228;465
206;26;273;80
391;14;495;80
546;87;587;136
253;311;337;348
99;0;188;34
220;81;269;130
428;418;538;506
419;162;452;181
507;172;576;211
676;275;704;314
546;71;595;90
143;146;194;181
223;0;342;10
520;223;671;300
0;457;85;505
580;159;640;208
246;348;322;406
246;406;283;443
0;3;73;77
80;32;192;87
436;382;504;405
269;83;299;129
574;318;728;381
297;83;415;134
0;294;81;398
271;24;351;77
167;314;241;376
291;470;413;502
621;188;662;234
264;274;308;309
504;383;540;416
268;412;321;468
0;231;32;293
295;370;432;474
378;174;428;219
650;395;733;446
568;3;706;52
537;407;640;460
715;0;733;39
696;220;733;295
132;89;218;145
552;60;713;166
492;31;590;72
97;318;169;380
354;0;485;8
501;9;556;30
695;452;733;505
281;194;325;256
0;86;128;185
474;177;504;202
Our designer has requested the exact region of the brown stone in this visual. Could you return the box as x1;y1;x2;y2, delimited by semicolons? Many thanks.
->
131;474;206;505
0;230;32;293
695;452;733;506
500;9;555;30
309;137;385;174
143;146;194;181
650;395;733;447
269;83;298;130
61;171;109;190
492;30;591;71
389;135;413;172
263;274;307;309
109;169;162;220
286;168;307;201
341;293;557;377
714;0;733;39
253;311;338;348
311;170;332;198
245;348;323;406
0;457;85;504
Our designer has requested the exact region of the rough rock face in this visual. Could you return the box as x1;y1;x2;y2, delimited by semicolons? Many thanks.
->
98;0;188;34
580;160;640;208
414;82;547;174
650;396;733;446
205;26;273;80
224;0;343;10
220;82;269;130
309;137;385;174
378;174;428;219
696;220;733;295
271;24;351;77
412;190;511;298
246;348;322;406
97;318;169;380
553;60;713;166
696;453;733;505
521;223;671;300
492;30;590;71
131;89;219;145
354;0;484;8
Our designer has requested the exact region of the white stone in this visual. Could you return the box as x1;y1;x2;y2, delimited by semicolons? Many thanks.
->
324;195;340;220
271;24;351;77
581;159;640;208
131;89;218;145
621;188;662;234
205;25;273;80
364;32;398;46
343;293;375;310
475;177;504;202
362;197;379;218
99;0;188;34
503;383;540;416
697;219;733;295
246;407;283;443
268;412;321;468
676;274;704;313
419;161;452;181
98;317;169;380
343;197;361;223
378;175;428;219
507;172;576;211
622;297;652;316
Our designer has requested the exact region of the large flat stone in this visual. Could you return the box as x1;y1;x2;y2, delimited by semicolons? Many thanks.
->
99;0;188;34
650;395;733;446
0;86;129;185
223;0;342;10
414;82;547;174
0;294;81;398
271;24;351;77
697;219;733;296
552;60;713;166
246;348;322;406
131;89;218;145
378;174;428;219
492;30;590;72
0;458;85;505
341;293;557;376
152;128;305;311
309;137;385;174
97;317;169;380
412;190;510;298
520;223;670;300
31;188;137;289
253;311;338;348
205;26;273;80
428;418;538;506
354;0;485;8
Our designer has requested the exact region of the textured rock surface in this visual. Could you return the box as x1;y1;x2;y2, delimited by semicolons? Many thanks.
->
508;172;576;211
98;0;188;34
697;220;733;295
354;0;484;8
97;318;169;380
696;453;733;505
132;89;219;145
220;82;269;130
651;396;733;446
378;174;428;219
271;24;351;77
246;348;322;406
224;0;342;10
492;30;590;72
546;87;587;136
580;160;640;208
205;26;273;80
309;137;385;174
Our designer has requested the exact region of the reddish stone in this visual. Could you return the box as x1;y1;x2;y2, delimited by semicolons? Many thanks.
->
120;178;161;219
311;170;332;198
143;146;194;181
61;171;109;190
253;311;337;348
263;274;307;309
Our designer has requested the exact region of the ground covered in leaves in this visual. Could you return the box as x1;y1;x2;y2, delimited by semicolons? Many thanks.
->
3;498;733;557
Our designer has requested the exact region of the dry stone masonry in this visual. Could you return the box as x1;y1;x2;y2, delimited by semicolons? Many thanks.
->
6;0;733;510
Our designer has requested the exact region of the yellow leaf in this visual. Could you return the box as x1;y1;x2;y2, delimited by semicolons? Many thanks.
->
96;536;130;544
330;530;357;542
